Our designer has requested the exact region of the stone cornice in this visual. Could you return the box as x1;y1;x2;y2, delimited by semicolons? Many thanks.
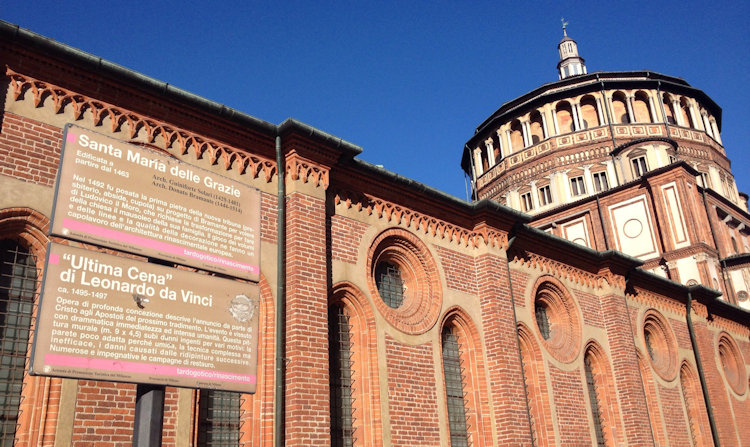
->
626;288;687;318
285;150;329;189
511;252;612;290
333;189;508;249
6;68;277;182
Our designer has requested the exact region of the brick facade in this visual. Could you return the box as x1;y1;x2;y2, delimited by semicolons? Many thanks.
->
0;21;747;447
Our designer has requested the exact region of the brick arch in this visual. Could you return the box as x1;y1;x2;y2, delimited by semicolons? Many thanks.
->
529;275;582;364
329;282;382;446
679;362;712;446
239;274;275;446
582;341;624;446
0;207;58;447
517;322;555;446
365;227;442;335
439;306;492;446
716;332;747;396
635;350;667;446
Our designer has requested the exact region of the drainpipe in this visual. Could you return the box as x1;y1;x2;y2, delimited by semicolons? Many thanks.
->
503;223;537;446
274;135;286;447
466;144;478;201
685;290;721;446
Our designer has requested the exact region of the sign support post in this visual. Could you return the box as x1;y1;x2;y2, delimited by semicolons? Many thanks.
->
133;384;165;447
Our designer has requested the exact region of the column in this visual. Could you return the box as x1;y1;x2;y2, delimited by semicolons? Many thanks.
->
596;97;605;125
570;102;581;131
473;147;484;177
284;150;333;446
647;94;659;122
485;138;496;166
672;100;684;126
626;95;635;124
688;100;702;130
496;129;506;159
582;165;594;196
530;180;540;209
505;129;513;154
711;120;722;144
552;109;560;135
702;114;713;137
605;160;618;188
560;170;572;202
521;121;530;148
540;109;549;138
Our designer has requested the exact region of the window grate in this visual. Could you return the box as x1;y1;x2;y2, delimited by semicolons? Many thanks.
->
0;240;37;444
197;390;242;446
535;302;551;340
375;262;405;308
442;328;469;447
584;355;607;447
329;305;356;447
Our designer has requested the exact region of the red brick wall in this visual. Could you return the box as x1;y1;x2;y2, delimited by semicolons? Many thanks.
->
72;381;136;445
385;334;440;445
0;113;61;186
330;215;367;264
660;383;692;446
436;246;477;294
284;190;330;446
549;365;591;446
478;255;531;445
600;293;653;445
574;289;604;328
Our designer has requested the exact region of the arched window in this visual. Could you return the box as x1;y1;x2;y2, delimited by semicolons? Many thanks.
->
0;239;37;443
680;98;695;128
329;284;382;446
580;96;600;128
441;325;469;446
529;112;544;144
197;390;241;446
662;94;676;124
510;120;524;151
584;353;607;446
440;310;490;447
518;324;554;446
636;353;667;446
680;363;711;446
633;92;652;123
329;303;355;446
556;102;575;133
611;93;629;124
583;344;622;446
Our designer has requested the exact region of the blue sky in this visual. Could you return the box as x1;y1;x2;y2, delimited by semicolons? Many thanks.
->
4;1;749;201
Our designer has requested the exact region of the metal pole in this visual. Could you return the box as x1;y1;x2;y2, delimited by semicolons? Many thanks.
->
133;384;165;447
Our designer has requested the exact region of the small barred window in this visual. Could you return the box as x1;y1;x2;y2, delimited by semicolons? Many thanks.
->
197;390;241;446
0;240;37;443
442;327;469;447
329;305;355;447
375;261;405;309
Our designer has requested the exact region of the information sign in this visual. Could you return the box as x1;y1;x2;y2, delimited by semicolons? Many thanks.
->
50;125;260;281
31;243;260;393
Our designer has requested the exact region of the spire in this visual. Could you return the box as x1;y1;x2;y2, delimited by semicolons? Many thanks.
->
557;19;586;80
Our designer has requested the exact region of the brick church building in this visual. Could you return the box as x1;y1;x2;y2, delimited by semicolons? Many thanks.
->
1;20;748;446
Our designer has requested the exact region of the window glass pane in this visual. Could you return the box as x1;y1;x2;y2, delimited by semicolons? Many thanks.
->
197;390;241;446
329;305;355;447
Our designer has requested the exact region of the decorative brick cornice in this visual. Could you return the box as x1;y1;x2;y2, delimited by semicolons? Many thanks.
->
285;150;329;189
707;314;750;338
333;189;508;249
6;68;276;181
512;252;608;289
626;288;686;317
